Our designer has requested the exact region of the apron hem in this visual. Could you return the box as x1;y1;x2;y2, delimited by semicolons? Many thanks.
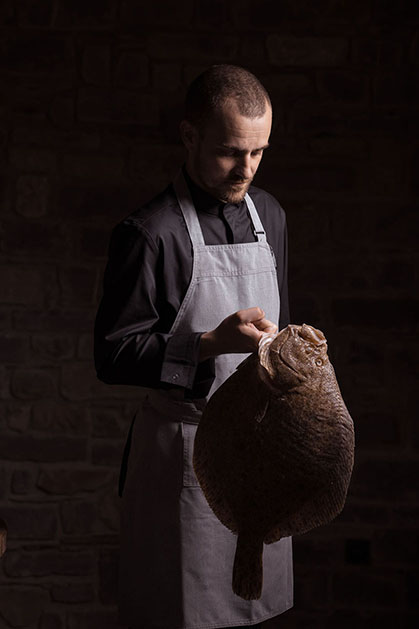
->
119;601;294;629
184;602;294;629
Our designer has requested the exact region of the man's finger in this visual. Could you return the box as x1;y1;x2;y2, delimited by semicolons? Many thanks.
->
254;318;277;332
236;307;265;323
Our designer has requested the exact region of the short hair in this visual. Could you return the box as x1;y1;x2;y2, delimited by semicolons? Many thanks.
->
184;64;271;128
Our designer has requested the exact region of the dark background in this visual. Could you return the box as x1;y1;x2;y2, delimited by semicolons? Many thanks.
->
0;1;418;628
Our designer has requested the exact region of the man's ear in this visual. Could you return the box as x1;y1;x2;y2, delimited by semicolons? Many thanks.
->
180;119;197;150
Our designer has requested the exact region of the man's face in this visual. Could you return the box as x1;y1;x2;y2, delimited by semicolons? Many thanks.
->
184;99;272;203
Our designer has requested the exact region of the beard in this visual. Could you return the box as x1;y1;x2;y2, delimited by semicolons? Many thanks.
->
217;178;253;204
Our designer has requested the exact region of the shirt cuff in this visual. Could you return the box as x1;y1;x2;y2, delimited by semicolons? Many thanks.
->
160;332;214;392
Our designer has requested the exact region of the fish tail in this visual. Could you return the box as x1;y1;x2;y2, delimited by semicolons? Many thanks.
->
232;532;264;600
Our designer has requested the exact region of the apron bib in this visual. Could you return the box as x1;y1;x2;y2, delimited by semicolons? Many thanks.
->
119;172;293;628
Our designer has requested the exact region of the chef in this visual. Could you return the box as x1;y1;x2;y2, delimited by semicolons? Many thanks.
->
94;64;293;629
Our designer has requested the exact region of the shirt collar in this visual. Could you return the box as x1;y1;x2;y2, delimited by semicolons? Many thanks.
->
182;165;243;216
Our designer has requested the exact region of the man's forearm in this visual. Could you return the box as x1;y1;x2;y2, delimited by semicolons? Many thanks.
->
198;331;217;362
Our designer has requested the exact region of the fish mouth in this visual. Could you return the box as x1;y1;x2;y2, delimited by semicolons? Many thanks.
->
298;323;326;347
280;323;326;350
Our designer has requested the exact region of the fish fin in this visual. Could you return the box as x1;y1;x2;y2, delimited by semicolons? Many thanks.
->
232;532;264;600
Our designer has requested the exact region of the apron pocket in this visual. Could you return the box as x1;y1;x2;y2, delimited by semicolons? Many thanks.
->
181;421;200;487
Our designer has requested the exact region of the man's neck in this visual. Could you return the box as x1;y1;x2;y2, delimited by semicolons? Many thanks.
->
183;165;226;215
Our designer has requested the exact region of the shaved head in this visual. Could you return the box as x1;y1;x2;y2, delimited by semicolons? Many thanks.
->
185;64;271;131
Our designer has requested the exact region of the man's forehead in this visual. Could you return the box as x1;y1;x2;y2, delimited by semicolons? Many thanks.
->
203;103;272;146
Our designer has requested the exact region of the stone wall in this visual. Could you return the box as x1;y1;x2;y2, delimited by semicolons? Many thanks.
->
0;1;417;627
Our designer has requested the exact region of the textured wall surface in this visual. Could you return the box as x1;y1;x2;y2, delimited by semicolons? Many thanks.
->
0;0;417;628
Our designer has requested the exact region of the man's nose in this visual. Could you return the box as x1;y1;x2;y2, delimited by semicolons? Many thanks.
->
236;154;253;180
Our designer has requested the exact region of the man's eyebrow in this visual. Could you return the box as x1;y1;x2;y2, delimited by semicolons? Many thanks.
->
218;143;270;152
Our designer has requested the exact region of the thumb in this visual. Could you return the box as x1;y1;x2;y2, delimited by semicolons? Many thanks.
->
240;307;265;322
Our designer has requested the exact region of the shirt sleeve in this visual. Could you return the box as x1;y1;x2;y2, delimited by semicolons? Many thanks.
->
94;221;215;394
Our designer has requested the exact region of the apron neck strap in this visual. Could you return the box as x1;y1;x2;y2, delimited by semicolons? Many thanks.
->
173;170;267;245
173;170;205;246
244;192;267;242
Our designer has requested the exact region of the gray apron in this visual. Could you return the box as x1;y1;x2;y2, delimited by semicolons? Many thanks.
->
118;172;293;629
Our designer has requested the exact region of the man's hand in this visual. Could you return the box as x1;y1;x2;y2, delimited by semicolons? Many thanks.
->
198;307;278;361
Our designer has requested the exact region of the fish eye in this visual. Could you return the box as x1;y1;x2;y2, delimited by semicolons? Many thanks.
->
315;358;323;366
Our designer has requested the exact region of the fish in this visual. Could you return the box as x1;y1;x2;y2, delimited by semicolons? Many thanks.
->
193;323;355;601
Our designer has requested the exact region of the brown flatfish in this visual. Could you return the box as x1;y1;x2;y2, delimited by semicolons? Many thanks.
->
193;323;354;600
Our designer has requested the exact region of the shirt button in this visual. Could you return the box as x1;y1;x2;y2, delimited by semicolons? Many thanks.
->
172;373;179;381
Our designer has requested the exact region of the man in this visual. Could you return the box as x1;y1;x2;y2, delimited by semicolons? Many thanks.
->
94;65;293;629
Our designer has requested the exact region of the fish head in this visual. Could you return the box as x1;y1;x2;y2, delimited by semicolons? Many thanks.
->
258;323;329;391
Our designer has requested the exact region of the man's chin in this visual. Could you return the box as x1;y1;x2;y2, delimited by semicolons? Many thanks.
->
219;182;251;204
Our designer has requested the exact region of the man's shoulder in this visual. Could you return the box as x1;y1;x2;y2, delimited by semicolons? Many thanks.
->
120;183;179;230
112;183;183;248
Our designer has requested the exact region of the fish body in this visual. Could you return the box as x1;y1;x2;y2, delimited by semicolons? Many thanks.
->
193;323;355;600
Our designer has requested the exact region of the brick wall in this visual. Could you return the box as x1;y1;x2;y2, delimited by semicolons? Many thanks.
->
0;1;417;627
